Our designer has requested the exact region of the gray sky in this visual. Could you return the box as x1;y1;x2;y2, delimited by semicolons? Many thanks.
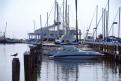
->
0;0;121;39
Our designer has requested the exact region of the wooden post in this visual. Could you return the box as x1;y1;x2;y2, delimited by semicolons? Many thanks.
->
24;54;30;81
12;58;20;81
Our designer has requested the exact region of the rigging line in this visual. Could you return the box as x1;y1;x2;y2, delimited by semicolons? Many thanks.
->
85;7;96;38
93;0;110;35
59;3;64;20
44;2;55;27
93;13;102;34
86;0;109;34
108;9;118;34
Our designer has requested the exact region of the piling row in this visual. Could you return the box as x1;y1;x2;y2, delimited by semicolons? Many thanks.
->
24;44;42;81
87;42;121;61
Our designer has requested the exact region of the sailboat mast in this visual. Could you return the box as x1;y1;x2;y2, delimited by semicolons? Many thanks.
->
65;0;67;27
56;2;60;37
65;0;68;35
106;0;109;37
75;0;78;42
40;15;43;42
33;20;36;32
4;22;7;39
96;5;98;39
54;0;57;31
68;5;70;28
40;15;42;28
102;8;104;40
47;12;48;27
118;7;121;38
63;0;65;30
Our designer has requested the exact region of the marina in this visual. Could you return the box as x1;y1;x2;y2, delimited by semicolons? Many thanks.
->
1;0;121;81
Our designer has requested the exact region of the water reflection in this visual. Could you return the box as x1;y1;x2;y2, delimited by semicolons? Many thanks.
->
24;50;42;81
54;60;79;81
40;57;121;81
1;44;121;81
0;44;29;81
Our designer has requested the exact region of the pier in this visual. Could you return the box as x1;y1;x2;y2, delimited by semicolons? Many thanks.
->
86;42;121;61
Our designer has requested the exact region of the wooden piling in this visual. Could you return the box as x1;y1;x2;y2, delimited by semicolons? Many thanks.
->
12;58;20;81
86;42;121;61
24;43;42;81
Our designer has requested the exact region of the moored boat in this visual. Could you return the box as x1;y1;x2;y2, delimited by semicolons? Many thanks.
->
48;45;103;59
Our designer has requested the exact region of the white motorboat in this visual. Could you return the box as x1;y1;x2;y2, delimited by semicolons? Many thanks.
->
49;45;103;59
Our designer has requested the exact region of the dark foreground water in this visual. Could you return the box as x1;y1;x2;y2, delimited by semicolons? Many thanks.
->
0;44;121;81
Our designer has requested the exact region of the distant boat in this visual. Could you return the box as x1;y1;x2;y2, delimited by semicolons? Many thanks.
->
0;22;23;44
49;45;103;59
0;38;22;44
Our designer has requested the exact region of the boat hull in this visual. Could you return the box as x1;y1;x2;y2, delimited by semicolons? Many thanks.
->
50;55;103;60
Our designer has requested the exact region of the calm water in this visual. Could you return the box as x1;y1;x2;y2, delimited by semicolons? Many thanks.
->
0;44;29;81
0;44;121;81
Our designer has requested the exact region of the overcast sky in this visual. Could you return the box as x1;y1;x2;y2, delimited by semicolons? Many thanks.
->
0;0;121;39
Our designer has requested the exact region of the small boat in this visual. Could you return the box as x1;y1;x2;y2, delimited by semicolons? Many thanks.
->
49;45;103;59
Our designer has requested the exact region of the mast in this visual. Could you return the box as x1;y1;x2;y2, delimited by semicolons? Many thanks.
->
4;22;7;39
54;0;57;31
56;2;60;37
40;15;42;28
47;12;48;27
40;15;43;42
104;9;106;40
96;5;98;39
47;12;49;41
65;0;68;35
118;7;120;38
63;0;65;30
65;0;67;27
68;5;70;28
75;0;78;42
106;11;108;38
102;8;104;40
33;20;36;32
106;0;109;37
33;20;37;39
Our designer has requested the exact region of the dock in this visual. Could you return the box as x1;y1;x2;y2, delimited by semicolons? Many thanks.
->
86;42;121;61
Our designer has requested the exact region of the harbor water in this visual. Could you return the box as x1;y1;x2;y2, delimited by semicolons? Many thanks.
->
0;44;121;81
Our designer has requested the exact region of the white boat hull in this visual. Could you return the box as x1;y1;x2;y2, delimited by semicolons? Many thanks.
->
48;45;103;60
50;55;103;60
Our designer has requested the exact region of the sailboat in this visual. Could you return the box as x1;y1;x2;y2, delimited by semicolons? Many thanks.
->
55;0;80;45
48;0;103;59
